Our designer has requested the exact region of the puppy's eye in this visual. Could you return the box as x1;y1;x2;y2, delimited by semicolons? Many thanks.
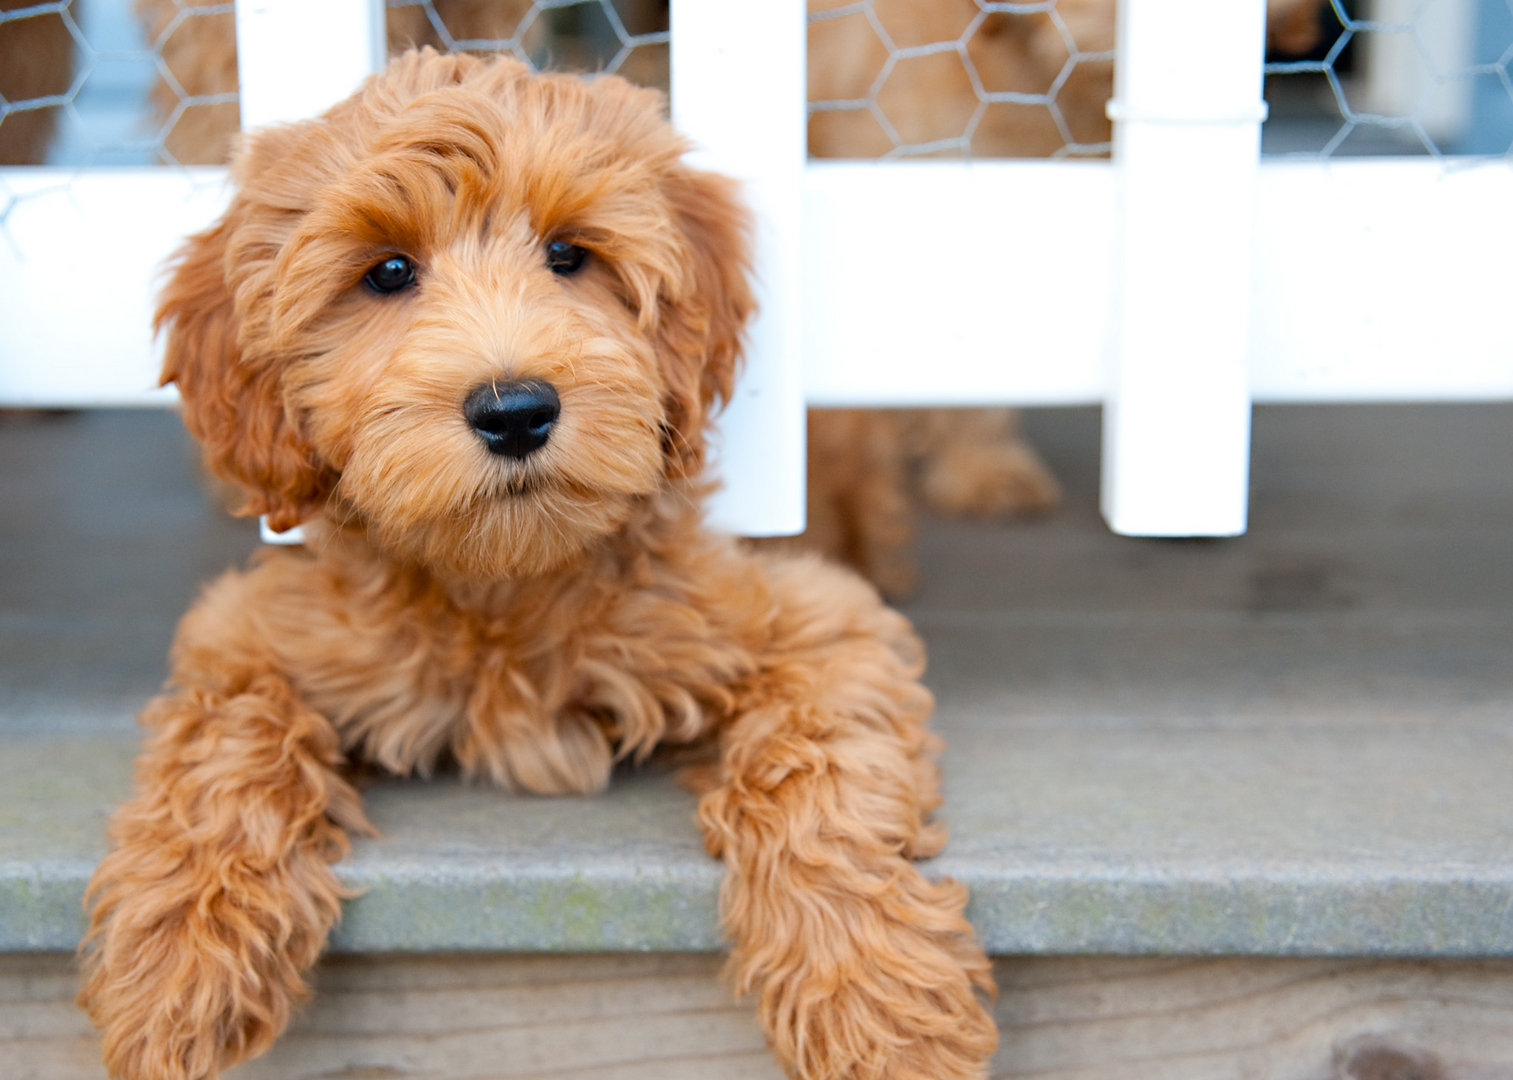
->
544;240;588;276
364;256;417;294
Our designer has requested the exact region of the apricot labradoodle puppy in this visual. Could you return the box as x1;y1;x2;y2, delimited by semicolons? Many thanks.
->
78;50;996;1080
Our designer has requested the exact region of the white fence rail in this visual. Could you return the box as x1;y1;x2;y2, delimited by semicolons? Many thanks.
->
1;0;1510;537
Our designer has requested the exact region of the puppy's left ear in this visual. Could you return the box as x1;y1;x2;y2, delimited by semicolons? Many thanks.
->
654;167;756;479
158;211;333;532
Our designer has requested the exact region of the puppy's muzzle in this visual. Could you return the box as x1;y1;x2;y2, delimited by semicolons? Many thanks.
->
465;380;561;459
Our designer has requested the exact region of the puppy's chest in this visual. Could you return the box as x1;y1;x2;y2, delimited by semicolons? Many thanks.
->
279;576;753;779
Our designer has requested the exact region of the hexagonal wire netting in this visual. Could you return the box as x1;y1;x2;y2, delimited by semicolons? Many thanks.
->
4;1;1511;170
1263;0;1513;156
807;0;1117;160
807;0;1513;162
0;0;670;169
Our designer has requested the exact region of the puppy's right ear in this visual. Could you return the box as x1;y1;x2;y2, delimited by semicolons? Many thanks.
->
158;216;332;532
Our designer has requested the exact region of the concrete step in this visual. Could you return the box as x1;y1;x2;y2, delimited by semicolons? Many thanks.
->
2;404;1511;956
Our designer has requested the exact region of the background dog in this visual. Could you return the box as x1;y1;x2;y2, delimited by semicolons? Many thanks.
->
78;50;996;1080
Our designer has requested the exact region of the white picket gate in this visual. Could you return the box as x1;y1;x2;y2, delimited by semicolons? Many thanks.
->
1;0;1510;537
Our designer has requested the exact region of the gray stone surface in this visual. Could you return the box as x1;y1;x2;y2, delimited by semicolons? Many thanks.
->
2;405;1511;954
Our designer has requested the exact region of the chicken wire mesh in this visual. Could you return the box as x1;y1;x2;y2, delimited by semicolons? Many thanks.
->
5;0;1511;169
808;0;1513;161
1264;0;1513;156
807;0;1117;159
0;0;669;168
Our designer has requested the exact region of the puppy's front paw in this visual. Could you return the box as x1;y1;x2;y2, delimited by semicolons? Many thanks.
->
709;786;996;1079
79;685;356;1080
767;883;998;1080
80;883;297;1080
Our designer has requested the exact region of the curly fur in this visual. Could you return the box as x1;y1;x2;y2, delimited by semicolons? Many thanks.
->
78;50;996;1080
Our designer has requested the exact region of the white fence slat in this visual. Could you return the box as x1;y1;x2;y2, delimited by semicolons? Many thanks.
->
0;168;227;406
671;0;807;537
801;161;1112;408
1100;0;1268;537
235;0;386;130
801;156;1513;409
1250;157;1513;401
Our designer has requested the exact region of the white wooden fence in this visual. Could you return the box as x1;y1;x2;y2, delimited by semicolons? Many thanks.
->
1;0;1510;538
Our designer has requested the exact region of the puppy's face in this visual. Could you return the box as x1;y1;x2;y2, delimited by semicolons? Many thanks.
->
162;51;752;579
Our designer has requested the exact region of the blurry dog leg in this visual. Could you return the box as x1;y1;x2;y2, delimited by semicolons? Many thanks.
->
816;409;917;597
752;409;918;599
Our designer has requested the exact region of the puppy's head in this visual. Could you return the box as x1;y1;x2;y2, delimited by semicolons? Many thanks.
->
160;50;752;578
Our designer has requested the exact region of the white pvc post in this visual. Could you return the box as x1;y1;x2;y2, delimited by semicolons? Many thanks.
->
1101;0;1267;537
672;0;807;537
235;0;386;130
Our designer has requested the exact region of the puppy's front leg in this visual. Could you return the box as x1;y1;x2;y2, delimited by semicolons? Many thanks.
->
79;666;365;1080
698;562;997;1080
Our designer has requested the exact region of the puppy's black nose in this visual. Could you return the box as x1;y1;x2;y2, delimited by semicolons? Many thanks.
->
464;380;560;459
